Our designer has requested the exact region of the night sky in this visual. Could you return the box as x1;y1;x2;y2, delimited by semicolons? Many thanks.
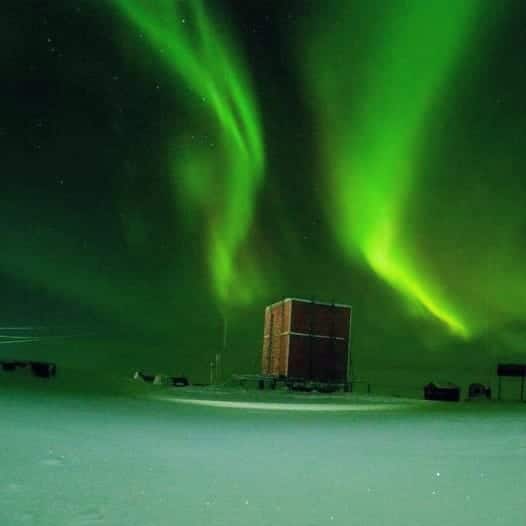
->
2;1;526;384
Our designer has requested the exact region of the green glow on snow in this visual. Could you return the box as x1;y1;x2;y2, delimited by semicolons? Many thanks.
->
113;0;265;306
305;1;482;337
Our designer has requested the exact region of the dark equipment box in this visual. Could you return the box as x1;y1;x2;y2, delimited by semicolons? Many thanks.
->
424;382;460;402
261;298;352;383
497;363;526;401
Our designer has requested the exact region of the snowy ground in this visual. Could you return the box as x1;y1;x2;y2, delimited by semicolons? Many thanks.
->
1;380;525;525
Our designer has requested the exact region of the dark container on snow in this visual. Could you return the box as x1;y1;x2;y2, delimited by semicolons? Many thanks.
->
424;382;460;402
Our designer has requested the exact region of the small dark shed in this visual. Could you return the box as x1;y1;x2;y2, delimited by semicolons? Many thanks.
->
497;364;526;401
424;382;460;402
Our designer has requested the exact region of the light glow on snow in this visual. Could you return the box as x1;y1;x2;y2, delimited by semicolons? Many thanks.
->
156;396;408;412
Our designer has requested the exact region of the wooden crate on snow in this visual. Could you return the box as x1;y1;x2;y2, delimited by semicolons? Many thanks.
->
261;298;351;383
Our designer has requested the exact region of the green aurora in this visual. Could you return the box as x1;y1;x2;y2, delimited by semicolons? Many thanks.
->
304;1;484;338
112;0;266;307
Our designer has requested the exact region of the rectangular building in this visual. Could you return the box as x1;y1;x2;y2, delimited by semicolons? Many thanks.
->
261;298;351;383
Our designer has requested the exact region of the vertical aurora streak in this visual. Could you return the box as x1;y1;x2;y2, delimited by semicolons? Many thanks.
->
305;1;483;337
112;0;265;306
